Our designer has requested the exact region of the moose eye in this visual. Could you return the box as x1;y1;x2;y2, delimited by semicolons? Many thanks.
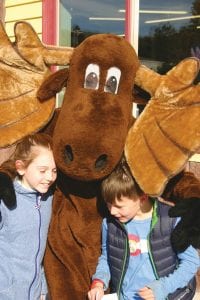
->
104;67;121;94
84;64;99;90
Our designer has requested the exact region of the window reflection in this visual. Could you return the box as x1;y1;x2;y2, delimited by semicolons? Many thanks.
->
139;0;200;76
60;0;125;47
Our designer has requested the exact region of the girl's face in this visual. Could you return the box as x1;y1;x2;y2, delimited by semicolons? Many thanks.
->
107;196;141;223
16;147;57;194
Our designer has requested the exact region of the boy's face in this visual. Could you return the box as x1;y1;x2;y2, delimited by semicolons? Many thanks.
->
107;196;141;223
16;147;57;194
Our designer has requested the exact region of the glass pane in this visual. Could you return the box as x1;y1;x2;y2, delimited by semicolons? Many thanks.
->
59;0;126;47
139;0;200;74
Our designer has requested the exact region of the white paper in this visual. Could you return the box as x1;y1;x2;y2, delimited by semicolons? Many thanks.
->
102;293;118;300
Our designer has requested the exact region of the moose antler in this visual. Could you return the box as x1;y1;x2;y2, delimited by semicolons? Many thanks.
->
0;21;73;148
125;58;200;196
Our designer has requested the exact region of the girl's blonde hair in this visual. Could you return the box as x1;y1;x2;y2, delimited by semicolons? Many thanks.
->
1;133;53;179
101;158;143;204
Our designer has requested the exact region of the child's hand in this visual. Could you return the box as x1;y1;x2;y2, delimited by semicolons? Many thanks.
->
138;286;155;299
88;286;104;300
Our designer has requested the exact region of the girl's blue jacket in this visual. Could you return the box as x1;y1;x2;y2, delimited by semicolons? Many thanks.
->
0;180;53;300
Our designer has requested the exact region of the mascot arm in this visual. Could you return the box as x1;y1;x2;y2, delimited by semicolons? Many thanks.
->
162;171;200;252
0;168;16;209
169;196;200;252
162;171;200;201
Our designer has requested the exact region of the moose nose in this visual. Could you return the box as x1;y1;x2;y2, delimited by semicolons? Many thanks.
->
64;145;108;171
95;154;108;171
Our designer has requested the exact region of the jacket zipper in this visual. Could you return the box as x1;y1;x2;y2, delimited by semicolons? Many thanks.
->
28;195;42;300
117;223;129;298
176;287;191;300
147;200;159;280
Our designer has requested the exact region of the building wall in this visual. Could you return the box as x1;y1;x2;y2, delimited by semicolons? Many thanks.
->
5;0;42;40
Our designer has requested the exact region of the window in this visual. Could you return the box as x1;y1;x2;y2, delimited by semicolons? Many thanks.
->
138;0;200;73
59;0;126;47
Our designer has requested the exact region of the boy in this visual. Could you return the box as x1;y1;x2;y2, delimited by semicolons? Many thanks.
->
88;160;199;300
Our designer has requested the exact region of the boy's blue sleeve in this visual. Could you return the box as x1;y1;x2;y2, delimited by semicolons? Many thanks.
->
147;245;199;299
92;218;111;289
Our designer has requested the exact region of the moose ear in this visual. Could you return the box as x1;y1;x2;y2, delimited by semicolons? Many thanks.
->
37;68;69;100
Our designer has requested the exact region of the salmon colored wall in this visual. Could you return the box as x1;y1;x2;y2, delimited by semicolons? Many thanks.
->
42;0;57;45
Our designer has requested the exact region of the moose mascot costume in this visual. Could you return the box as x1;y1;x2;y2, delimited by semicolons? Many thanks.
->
0;21;200;299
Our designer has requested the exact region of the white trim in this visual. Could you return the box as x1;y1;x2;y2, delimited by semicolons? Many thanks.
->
129;0;139;54
128;0;139;118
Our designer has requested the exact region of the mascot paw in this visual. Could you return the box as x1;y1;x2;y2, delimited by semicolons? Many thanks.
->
169;200;190;218
171;222;190;252
0;172;16;209
189;226;200;249
170;198;200;252
169;198;200;218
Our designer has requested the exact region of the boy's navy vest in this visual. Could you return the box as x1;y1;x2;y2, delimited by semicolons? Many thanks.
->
107;202;196;300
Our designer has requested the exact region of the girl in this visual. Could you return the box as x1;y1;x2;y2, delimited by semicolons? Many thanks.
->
0;133;57;300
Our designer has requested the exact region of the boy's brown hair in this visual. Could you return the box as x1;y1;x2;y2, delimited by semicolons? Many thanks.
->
101;158;144;204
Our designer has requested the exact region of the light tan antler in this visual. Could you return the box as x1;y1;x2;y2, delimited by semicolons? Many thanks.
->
0;21;74;148
14;21;73;69
125;58;200;196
